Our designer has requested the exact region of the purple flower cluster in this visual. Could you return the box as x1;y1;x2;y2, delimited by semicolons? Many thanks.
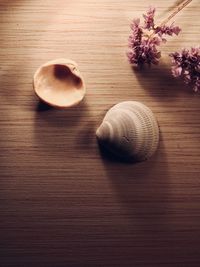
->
143;6;155;30
170;47;200;92
155;24;181;37
127;7;181;67
127;18;161;65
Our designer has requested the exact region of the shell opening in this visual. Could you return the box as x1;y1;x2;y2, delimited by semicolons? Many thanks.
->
53;64;82;89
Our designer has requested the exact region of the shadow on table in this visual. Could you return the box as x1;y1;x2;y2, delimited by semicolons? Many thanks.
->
34;97;89;127
133;59;195;101
98;130;171;231
36;101;54;112
33;98;90;152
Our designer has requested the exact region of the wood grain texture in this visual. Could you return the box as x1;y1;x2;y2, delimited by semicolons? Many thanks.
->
0;0;200;266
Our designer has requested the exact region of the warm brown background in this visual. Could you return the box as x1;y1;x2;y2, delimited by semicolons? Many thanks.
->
0;0;200;266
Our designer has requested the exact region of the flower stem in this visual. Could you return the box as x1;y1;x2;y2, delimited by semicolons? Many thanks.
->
159;0;192;26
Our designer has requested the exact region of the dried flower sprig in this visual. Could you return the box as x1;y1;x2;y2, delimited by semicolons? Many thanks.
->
127;7;181;67
170;47;200;92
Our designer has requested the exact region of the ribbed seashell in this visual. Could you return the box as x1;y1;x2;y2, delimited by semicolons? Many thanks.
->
33;58;86;108
96;101;159;162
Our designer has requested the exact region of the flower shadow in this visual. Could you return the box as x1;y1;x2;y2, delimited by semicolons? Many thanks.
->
133;58;194;101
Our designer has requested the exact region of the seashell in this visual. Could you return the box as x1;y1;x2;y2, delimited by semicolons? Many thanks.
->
96;101;159;162
33;58;86;108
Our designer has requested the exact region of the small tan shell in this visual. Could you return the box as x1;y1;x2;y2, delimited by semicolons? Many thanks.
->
96;101;159;161
33;58;86;108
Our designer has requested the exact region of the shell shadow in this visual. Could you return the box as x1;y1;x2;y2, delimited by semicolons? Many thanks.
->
33;98;90;151
99;131;171;230
34;97;89;127
97;141;139;164
36;101;54;112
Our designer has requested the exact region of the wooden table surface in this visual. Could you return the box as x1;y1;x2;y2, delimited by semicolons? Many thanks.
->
0;0;200;266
